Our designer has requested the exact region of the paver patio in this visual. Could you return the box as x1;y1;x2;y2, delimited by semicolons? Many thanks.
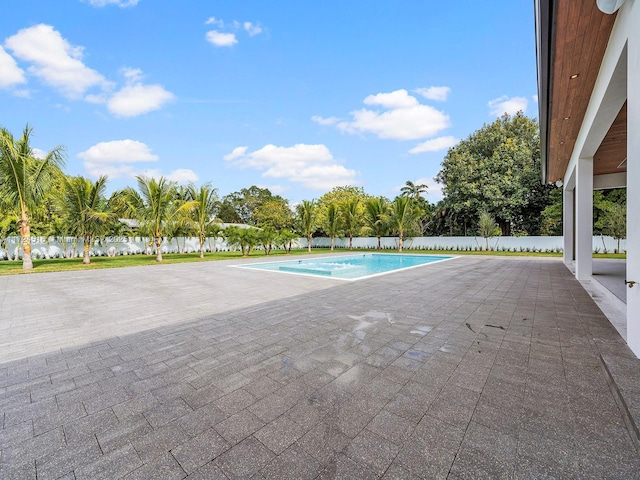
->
1;255;639;479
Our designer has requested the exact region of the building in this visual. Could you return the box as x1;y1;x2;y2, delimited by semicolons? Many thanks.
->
535;0;639;356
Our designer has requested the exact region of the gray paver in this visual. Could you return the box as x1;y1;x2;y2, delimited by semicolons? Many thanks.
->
0;256;639;479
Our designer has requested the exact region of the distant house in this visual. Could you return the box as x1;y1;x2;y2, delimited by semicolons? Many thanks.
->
535;0;639;356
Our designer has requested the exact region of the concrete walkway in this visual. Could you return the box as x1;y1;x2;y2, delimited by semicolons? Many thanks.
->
1;255;639;479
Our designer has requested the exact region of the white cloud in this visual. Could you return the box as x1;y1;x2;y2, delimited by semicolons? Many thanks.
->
0;46;25;88
243;22;262;36
13;89;30;98
488;95;528;117
364;89;418;109
205;17;224;27
224;143;358;190
311;115;341;126
78;139;158;178
532;94;538;103
206;30;237;47
107;68;174;117
31;148;47;159
5;24;112;99
83;0;139;6
409;136;458;154
415;86;450;102
166;168;199;183
337;89;451;140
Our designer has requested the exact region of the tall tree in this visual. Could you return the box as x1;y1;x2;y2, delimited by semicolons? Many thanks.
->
400;180;428;202
324;203;342;251
389;196;421;252
60;175;113;264
187;183;219;258
363;197;390;250
0;125;66;269
315;186;370;236
340;198;361;251
297;200;316;252
219;186;285;225
253;198;295;230
120;176;196;262
436;112;549;236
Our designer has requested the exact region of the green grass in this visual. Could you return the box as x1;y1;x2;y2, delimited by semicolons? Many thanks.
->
0;248;625;276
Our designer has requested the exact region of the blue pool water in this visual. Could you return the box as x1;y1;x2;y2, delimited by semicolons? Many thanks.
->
237;253;453;280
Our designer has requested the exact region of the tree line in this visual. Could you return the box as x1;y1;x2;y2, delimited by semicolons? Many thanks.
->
1;114;626;270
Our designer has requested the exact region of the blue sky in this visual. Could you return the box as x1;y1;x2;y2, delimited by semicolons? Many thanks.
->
1;0;537;204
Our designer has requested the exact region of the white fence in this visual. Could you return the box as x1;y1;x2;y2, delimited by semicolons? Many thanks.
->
0;235;626;260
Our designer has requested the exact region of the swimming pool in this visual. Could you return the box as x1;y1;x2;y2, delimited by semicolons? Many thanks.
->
236;253;454;280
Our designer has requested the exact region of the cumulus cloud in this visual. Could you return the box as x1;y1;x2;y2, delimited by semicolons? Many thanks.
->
206;31;238;47
415;86;450;102
409;136;458;154
82;0;139;6
107;67;174;117
243;22;262;36
31;148;47;159
224;143;357;190
336;89;451;140
166;168;199;183
205;17;224;27
5;24;112;99
488;95;528;117
78;139;159;178
0;46;25;88
311;115;341;126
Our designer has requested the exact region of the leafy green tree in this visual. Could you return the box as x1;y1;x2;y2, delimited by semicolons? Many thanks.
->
258;227;277;255
119;176;196;262
0;125;66;269
340;198;361;250
540;188;563;235
316;186;370;236
219;186;285;225
324;203;342;251
225;225;259;256
187;183;219;258
436;112;549;236
297;200;316;252
275;229;298;254
60;175;113;264
389;196;421;252
602;203;626;253
363;197;390;250
477;210;500;250
254;198;295;230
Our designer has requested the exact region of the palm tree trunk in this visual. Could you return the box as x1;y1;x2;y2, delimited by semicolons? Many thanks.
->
398;231;403;252
83;238;91;264
307;235;312;252
200;236;205;258
155;236;163;262
330;235;335;251
377;236;381;250
349;235;353;250
19;208;33;270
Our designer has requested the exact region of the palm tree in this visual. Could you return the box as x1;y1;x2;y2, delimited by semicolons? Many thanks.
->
363;197;390;250
400;180;428;202
0;125;66;269
341;198;360;250
297;200;316;252
325;203;341;251
187;183;219;258
60;175;113;264
120;176;196;262
389;196;421;252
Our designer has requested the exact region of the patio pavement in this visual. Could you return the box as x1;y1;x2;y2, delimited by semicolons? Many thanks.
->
1;254;639;479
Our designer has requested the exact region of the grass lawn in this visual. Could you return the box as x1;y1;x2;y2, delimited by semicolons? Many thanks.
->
0;248;625;276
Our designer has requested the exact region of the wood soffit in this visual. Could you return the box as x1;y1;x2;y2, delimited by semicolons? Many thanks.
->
547;0;625;182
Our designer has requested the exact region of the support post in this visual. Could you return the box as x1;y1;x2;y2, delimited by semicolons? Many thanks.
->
575;157;593;280
563;185;575;266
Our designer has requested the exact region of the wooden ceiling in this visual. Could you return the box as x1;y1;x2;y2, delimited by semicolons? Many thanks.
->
546;0;626;182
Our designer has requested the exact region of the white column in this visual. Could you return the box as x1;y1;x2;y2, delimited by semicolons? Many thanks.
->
627;0;640;356
575;157;593;280
563;185;575;266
